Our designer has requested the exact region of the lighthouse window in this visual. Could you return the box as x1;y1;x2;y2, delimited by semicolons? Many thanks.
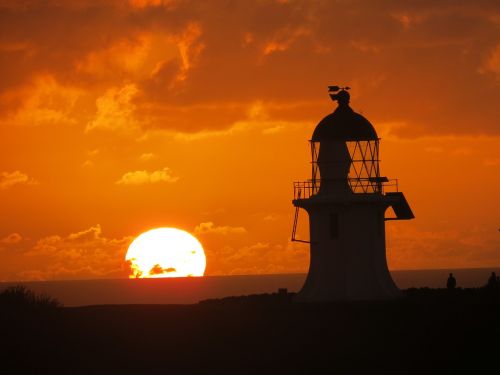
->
330;213;339;238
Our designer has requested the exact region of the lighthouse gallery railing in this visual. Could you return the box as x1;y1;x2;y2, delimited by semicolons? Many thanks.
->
293;178;399;200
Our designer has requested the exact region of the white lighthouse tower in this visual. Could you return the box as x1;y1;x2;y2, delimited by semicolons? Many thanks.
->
292;86;414;301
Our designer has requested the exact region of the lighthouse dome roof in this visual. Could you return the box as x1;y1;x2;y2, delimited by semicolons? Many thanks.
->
312;104;378;141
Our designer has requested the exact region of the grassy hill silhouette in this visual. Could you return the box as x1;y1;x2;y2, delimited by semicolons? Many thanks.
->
1;286;499;374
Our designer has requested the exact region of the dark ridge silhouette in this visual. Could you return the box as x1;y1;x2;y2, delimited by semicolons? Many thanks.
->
199;290;295;305
403;286;500;302
197;286;500;305
1;286;500;374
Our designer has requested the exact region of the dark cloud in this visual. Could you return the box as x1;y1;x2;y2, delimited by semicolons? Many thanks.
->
148;264;176;275
0;0;498;136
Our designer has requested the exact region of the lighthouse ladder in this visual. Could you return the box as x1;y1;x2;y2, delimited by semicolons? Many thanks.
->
291;207;310;244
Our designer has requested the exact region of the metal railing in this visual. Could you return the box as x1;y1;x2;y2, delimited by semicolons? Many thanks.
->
293;178;398;200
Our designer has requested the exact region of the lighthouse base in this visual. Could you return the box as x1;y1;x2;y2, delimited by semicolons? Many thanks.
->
293;194;399;302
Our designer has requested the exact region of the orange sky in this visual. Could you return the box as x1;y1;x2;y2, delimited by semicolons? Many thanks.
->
1;0;499;281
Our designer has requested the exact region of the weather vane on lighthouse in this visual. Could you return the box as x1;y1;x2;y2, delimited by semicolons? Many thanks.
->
291;85;414;301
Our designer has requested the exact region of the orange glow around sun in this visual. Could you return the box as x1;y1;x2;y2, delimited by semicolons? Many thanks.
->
125;228;206;278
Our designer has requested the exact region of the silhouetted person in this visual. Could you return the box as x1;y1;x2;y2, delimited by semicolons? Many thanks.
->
446;273;456;290
487;272;498;289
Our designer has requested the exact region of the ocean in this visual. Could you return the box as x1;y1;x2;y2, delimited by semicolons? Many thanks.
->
1;267;499;306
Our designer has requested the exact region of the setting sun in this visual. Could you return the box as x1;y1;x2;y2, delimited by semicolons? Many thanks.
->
125;228;206;278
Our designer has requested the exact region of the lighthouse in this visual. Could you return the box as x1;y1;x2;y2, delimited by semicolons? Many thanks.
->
292;86;414;301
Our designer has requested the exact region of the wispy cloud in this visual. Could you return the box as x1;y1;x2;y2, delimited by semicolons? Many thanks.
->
1;233;22;244
0;75;80;127
262;124;285;135
208;240;309;276
139;152;156;161
86;84;140;134
0;171;37;190
483;158;500;167
116;167;179;185
194;222;247;235
480;44;500;80
386;224;500;270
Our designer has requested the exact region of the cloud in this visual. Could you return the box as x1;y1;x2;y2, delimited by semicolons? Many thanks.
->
173;22;204;82
76;34;154;78
262;124;285;135
139;152;155;161
194;222;247;235
480;44;500;80
86;84;140;133
116;167;179;185
18;225;133;280
1;1;499;137
226;242;270;262
148;264;176;276
261;25;310;56
1;233;22;244
262;214;280;221
0;232;25;253
0;171;37;190
483;158;500;166
82;149;100;168
386;223;500;270
207;240;309;276
128;0;175;9
0;75;81;127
